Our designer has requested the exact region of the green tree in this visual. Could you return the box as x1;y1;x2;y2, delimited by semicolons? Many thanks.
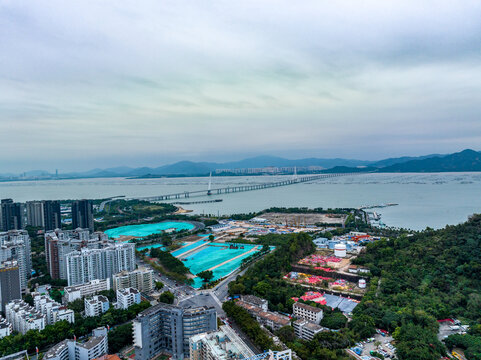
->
50;288;63;303
24;294;34;306
197;270;214;284
108;323;133;353
229;282;245;295
276;326;296;343
158;291;175;304
320;311;348;330
68;299;84;313
253;280;271;297
349;314;376;339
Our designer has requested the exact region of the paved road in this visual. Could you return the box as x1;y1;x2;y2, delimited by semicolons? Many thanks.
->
99;196;125;212
178;292;225;316
136;258;196;297
137;249;270;357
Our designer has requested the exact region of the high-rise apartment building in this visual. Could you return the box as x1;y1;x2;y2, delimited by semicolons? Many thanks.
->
43;200;62;231
0;260;21;313
71;200;94;232
113;268;154;293
45;229;109;280
26;201;44;228
133;304;217;360
66;243;135;286
0;199;24;231
0;230;32;291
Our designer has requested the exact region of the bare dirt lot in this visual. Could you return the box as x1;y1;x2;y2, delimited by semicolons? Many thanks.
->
260;212;347;226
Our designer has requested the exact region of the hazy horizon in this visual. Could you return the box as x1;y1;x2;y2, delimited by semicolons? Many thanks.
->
3;148;481;175
2;1;481;173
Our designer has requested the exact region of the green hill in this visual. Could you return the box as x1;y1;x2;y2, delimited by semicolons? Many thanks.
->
354;214;481;359
379;149;481;172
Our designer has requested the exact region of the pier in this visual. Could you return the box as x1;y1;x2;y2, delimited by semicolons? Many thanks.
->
131;173;354;202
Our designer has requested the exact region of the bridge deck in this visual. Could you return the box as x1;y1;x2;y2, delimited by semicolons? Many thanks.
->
127;173;353;201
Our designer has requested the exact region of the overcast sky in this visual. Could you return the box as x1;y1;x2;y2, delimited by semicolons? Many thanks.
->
1;0;481;172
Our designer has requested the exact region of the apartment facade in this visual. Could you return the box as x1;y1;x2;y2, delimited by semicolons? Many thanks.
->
133;304;217;360
0;317;12;339
71;200;94;232
33;292;75;325
0;199;24;231
236;300;290;331
0;260;21;313
84;296;110;317
63;279;111;303
292;302;323;324
116;288;141;310
292;319;325;340
113;268;154;293
66;243;135;286
5;299;46;334
0;230;32;291
45;229;109;280
44;327;108;360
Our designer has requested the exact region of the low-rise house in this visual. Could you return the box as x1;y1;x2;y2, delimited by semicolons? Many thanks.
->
348;265;359;274
241;295;268;311
237;300;290;331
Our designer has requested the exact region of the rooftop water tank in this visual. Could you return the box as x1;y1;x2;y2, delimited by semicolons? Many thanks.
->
359;279;366;289
334;243;347;257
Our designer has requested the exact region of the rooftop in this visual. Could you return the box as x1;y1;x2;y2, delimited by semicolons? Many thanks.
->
118;287;140;295
190;325;255;360
294;319;325;331
293;302;323;313
258;311;290;326
44;340;68;359
77;331;106;350
93;355;121;360
242;295;267;307
86;295;109;304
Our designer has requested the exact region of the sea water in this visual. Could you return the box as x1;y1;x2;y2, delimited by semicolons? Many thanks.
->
1;173;481;230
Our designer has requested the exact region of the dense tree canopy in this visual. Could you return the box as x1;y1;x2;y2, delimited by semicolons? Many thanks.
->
353;214;481;360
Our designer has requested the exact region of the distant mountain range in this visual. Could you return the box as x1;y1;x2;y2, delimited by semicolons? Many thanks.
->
1;149;480;180
378;149;481;172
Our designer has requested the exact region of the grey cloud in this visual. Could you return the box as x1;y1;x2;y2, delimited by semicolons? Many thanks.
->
0;0;481;172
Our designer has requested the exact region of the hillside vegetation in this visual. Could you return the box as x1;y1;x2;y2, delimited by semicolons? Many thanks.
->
354;214;481;359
